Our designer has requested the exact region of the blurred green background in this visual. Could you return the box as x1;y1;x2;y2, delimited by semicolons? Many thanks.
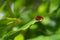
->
0;0;60;40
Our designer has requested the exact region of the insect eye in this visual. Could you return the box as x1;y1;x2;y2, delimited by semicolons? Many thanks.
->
35;16;43;21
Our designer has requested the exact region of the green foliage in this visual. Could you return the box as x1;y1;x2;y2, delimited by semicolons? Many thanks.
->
14;34;24;40
0;0;60;40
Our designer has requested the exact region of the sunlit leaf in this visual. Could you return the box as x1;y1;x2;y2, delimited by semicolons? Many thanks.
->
38;3;48;13
14;34;24;40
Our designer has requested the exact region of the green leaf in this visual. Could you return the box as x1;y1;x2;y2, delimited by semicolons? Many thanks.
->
19;19;37;30
49;0;59;13
14;0;25;17
14;34;24;40
28;34;60;40
38;3;48;13
30;24;38;30
49;3;58;13
14;0;25;12
2;19;37;39
0;1;7;11
27;36;51;40
56;28;60;34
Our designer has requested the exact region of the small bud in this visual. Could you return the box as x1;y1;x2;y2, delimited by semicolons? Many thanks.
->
35;16;43;21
